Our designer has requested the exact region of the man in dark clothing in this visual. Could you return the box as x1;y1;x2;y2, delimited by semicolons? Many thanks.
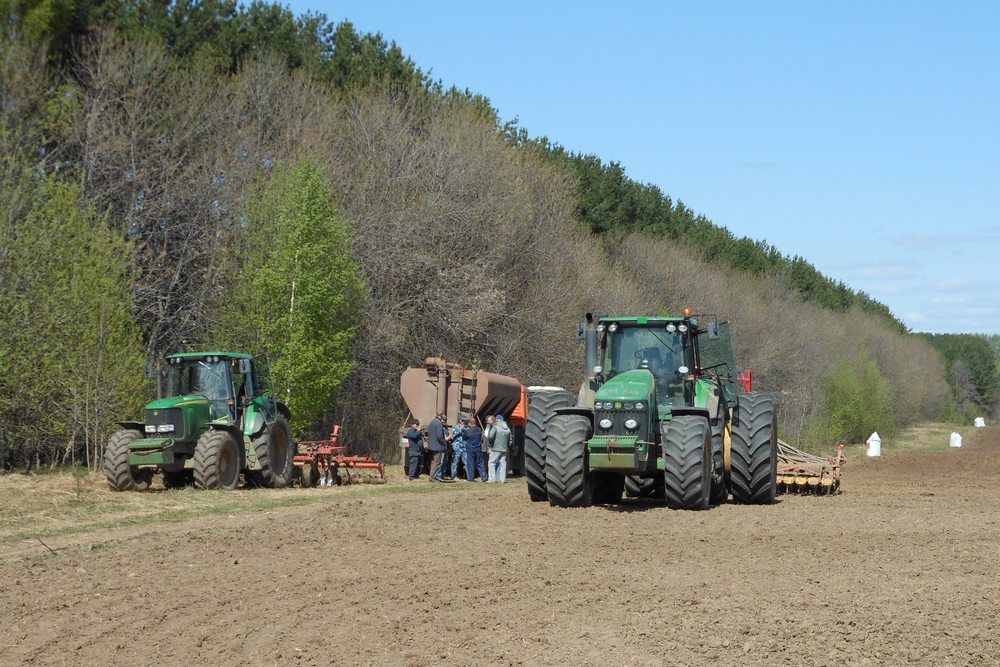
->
462;421;488;482
405;419;424;480
427;412;449;482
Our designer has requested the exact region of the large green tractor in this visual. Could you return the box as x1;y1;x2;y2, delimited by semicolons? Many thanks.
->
525;313;778;509
104;352;294;491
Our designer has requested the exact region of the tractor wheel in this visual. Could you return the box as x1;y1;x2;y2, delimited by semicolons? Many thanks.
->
193;430;241;491
661;416;711;510
162;470;191;490
524;388;574;502
624;475;663;499
593;472;625;504
103;429;143;492
544;414;594;508
730;392;778;504
252;417;294;489
131;468;154;492
300;464;317;488
709;421;727;505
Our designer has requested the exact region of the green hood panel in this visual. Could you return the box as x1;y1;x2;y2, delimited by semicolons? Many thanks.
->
596;370;654;403
145;394;210;410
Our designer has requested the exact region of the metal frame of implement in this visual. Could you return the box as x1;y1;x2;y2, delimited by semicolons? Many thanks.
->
776;439;846;495
294;425;386;486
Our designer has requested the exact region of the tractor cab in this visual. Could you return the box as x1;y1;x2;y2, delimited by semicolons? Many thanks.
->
162;352;269;426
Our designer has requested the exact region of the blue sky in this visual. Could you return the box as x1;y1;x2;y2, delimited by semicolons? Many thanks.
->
289;1;1000;334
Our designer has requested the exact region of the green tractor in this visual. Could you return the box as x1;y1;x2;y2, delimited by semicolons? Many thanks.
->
104;352;294;491
525;313;778;509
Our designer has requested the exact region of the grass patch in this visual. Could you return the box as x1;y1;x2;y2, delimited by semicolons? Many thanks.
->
843;421;978;459
0;466;477;548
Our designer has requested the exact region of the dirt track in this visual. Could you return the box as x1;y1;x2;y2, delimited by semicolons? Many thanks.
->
3;429;1000;665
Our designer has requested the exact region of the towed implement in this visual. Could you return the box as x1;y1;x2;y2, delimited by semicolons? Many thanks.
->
294;425;386;487
777;439;846;495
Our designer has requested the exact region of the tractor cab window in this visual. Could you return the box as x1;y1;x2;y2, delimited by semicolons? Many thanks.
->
603;325;686;403
167;359;233;419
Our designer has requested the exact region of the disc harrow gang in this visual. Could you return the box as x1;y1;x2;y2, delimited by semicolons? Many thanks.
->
776;439;846;495
294;425;386;487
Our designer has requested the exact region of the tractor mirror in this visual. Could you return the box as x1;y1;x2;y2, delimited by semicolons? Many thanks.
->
238;358;252;374
708;321;720;339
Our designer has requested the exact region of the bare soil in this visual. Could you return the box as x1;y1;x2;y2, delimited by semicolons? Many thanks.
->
2;428;1000;665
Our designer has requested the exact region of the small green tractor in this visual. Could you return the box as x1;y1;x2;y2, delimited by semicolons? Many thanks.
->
104;352;293;491
525;313;778;509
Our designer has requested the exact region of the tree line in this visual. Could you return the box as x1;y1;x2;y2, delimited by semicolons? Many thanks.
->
0;0;971;469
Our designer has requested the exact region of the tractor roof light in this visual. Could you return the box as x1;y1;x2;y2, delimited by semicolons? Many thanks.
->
678;324;688;333
596;323;605;333
608;323;619;333
683;307;693;317
666;324;677;333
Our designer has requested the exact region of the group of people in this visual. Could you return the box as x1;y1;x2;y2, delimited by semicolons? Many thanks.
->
405;413;512;483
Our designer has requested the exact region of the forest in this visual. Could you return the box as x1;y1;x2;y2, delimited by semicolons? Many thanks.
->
0;0;995;468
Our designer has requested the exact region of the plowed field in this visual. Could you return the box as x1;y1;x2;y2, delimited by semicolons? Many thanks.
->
2;427;999;665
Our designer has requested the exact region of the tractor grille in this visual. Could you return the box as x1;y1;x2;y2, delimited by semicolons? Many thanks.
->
595;408;649;443
146;408;183;437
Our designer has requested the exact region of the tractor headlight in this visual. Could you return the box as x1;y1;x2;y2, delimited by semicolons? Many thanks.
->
157;424;175;433
624;419;639;431
593;365;602;374
599;418;613;430
624;402;634;409
634;402;644;410
144;424;156;434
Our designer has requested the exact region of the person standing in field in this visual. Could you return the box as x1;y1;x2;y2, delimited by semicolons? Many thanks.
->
488;414;512;483
462;419;487;482
405;419;424;480
427;412;449;482
449;415;468;481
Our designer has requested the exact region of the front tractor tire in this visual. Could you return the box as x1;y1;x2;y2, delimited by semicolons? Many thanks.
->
730;392;778;504
625;474;664;499
545;414;594;508
661;416;711;510
104;429;149;492
193;430;241;491
253;417;294;489
524;389;574;502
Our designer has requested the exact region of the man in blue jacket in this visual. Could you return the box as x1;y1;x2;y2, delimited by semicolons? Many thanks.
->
405;418;424;480
462;420;487;482
427;412;449;482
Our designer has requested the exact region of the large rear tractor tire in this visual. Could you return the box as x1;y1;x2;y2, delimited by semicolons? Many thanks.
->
193;430;241;491
661;416;711;510
624;475;663;499
252;417;294;489
730;392;778;504
593;473;625;505
709;421;727;505
524;388;574;502
104;429;144;492
545;414;594;508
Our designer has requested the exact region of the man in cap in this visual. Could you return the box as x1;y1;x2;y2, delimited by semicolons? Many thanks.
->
488;414;512;483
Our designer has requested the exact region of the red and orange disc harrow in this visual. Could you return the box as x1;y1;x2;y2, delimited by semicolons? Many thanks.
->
293;425;386;487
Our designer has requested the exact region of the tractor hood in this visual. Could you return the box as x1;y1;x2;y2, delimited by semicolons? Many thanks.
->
145;394;210;410
596;369;654;403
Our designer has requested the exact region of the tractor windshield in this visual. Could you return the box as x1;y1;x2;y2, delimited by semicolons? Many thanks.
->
603;325;685;403
166;359;232;418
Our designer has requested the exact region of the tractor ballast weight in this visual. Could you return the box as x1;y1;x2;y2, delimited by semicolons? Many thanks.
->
525;312;781;509
104;352;294;491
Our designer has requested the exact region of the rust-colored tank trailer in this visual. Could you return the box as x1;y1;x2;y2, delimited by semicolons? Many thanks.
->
399;357;523;427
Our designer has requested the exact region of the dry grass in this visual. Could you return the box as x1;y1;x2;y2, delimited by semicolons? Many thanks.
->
0;463;466;547
843;421;978;459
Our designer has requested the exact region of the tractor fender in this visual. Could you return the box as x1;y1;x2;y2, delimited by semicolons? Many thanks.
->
276;401;292;422
670;407;711;423
117;421;145;433
553;406;594;419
